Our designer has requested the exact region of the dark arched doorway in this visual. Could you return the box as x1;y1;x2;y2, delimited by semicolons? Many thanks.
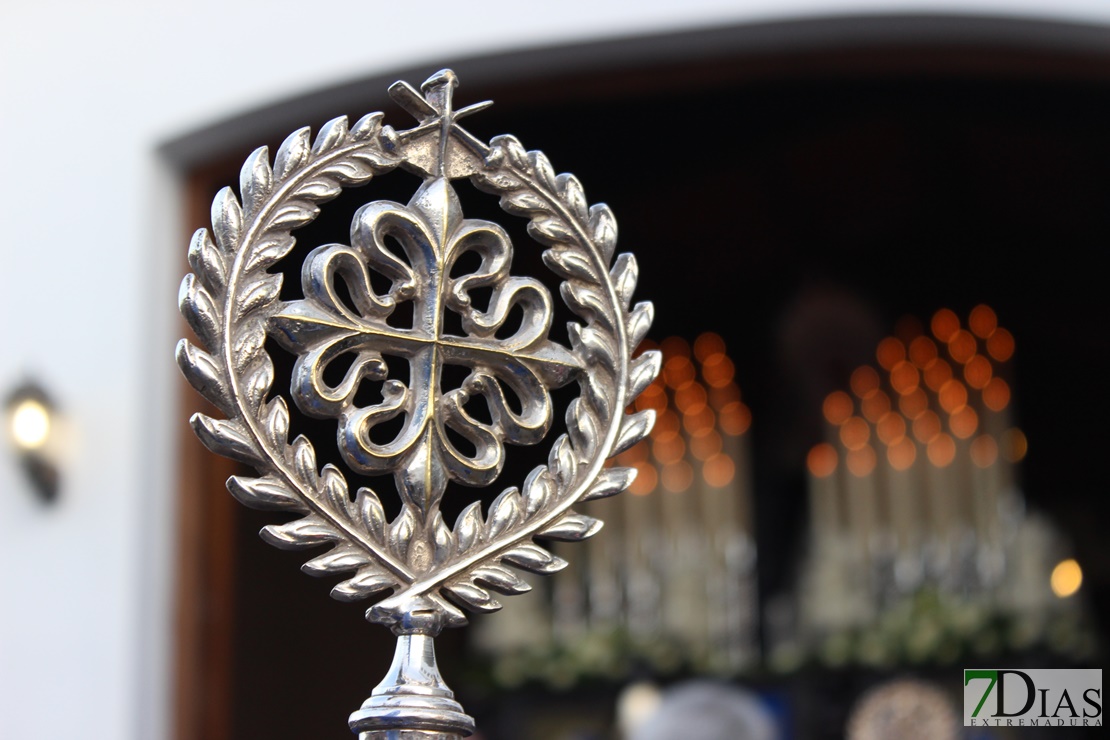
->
170;15;1110;739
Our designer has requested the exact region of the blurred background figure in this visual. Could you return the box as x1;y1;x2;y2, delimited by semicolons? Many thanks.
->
627;681;779;740
845;679;959;740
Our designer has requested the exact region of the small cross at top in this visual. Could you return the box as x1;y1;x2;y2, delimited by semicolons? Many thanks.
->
388;69;493;179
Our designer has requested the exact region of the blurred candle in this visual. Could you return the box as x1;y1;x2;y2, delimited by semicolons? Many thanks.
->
807;443;840;543
947;329;977;364
969;304;998;339
824;391;854;426
909;335;938;368
622;463;661;637
876;337;906;370
885;437;919;555
845;444;879;562
851;366;881;399
890;360;920;396
931;308;960;343
987;328;1015;362
925;433;958;540
660;462;705;648
970;434;1002;547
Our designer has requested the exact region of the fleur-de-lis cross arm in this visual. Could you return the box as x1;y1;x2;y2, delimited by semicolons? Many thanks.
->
271;177;582;514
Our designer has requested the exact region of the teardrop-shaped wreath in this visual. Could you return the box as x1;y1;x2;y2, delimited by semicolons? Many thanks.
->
177;72;659;632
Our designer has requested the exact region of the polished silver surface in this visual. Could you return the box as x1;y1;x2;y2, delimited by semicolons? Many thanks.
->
178;69;658;737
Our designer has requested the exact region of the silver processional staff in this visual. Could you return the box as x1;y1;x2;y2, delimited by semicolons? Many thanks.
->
178;68;659;738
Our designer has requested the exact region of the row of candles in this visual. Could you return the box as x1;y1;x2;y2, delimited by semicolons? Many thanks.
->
475;305;1053;674
475;333;760;675
799;305;1036;633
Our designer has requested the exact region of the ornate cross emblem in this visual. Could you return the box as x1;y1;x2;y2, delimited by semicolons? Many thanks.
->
272;178;578;503
177;70;658;738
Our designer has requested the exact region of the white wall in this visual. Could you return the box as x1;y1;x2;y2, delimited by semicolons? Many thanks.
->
2;2;1108;739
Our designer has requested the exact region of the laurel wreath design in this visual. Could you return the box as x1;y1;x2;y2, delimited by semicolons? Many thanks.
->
177;108;659;629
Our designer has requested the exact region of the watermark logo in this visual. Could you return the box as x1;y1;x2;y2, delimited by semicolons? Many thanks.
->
964;669;1102;727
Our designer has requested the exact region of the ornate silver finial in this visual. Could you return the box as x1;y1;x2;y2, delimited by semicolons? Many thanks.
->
177;69;659;738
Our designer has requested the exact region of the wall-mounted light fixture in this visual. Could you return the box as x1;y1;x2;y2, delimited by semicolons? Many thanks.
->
5;381;60;504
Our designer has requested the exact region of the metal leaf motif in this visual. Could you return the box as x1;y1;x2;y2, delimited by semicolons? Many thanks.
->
176;72;659;637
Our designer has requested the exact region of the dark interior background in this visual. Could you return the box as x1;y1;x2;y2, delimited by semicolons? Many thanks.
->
178;18;1110;739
